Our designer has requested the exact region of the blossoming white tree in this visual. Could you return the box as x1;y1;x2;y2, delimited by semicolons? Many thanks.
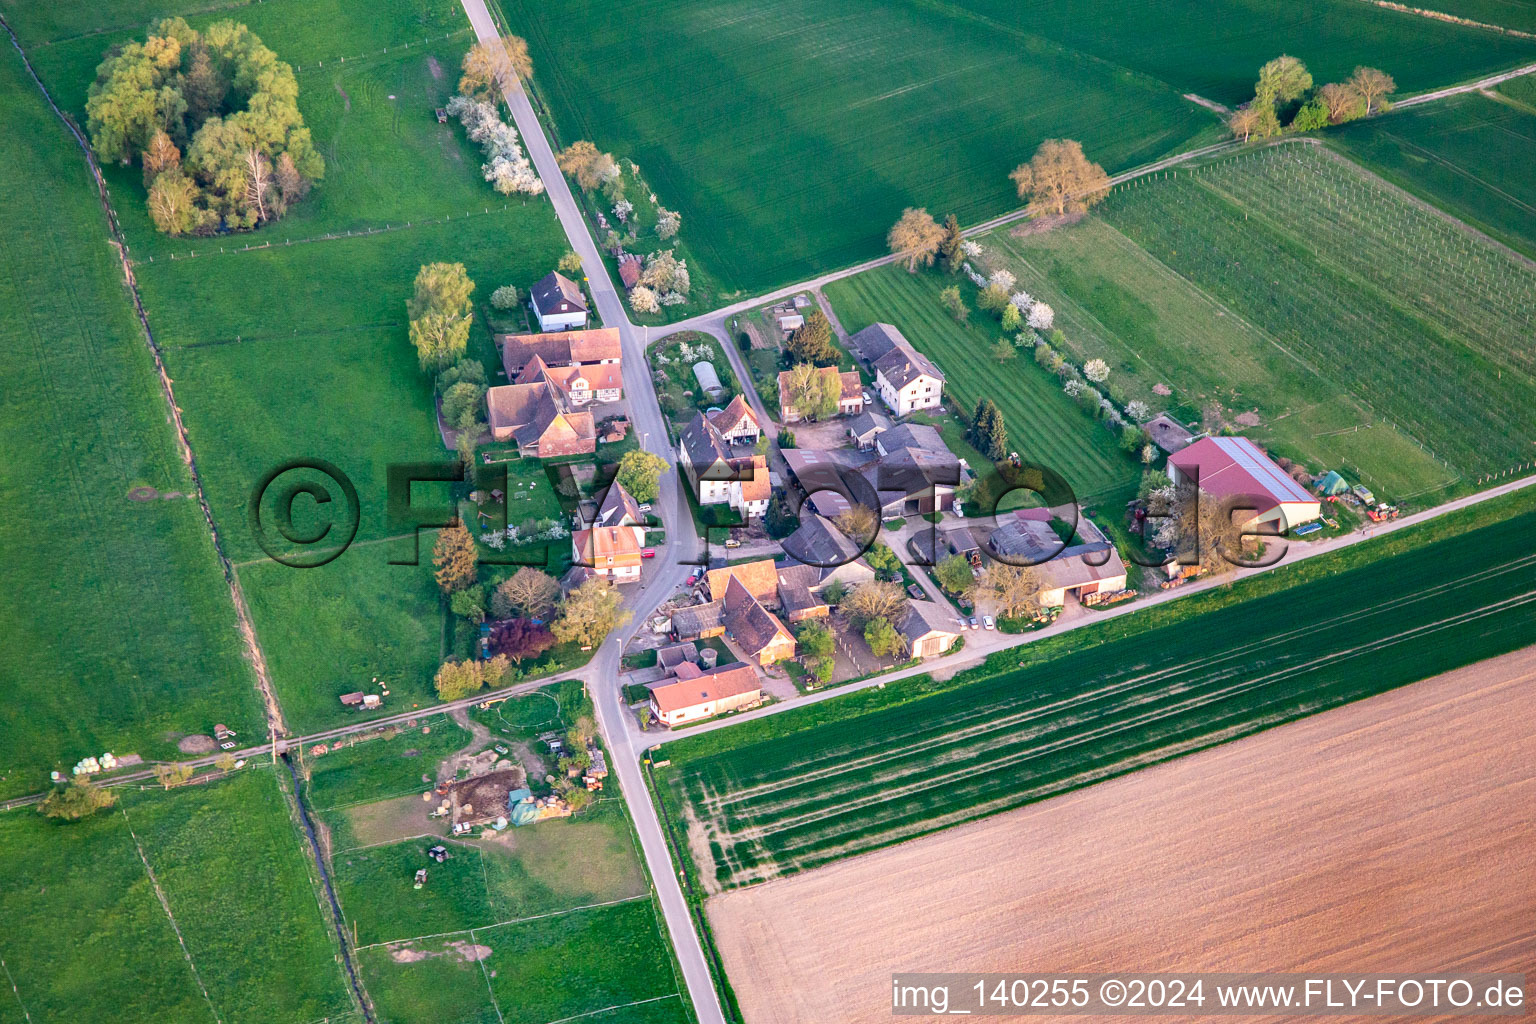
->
1083;358;1110;383
1027;301;1054;331
629;285;660;314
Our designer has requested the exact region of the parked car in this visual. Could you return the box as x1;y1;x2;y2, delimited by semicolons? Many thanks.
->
723;538;742;549
968;616;980;630
982;615;995;630
641;548;656;558
637;502;653;513
862;391;872;405
687;570;702;585
906;584;925;600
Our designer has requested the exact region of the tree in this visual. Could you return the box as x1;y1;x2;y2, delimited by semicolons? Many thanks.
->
551;578;631;647
615;449;668;504
796;619;835;659
937;213;965;273
785;310;838;365
1027;302;1055;331
433;522;479;593
1000;302;1022;333
864;617;903;657
656;207;682;239
865;542;902;574
991;338;1016;363
970;398;1006;461
459;36;533;99
491;567;559;619
1157;484;1247;577
1083;358;1110;383
490;285;520;310
1228;105;1263;142
147;170;202;234
834;504;878;546
490;617;556;664
887;207;945;272
215;752;237;773
39;779;116;820
1010;139;1110;216
823;579;848;606
1289;97;1330;133
152;762;195;789
1349;66;1396;113
556;140;619;191
243;146;275;223
783;362;840;420
567;715;597;749
939;285;968;323
935;554;976;595
434;659;486;700
976;562;1045;619
450;587;485;621
441;380;484;432
408;263;475;370
557;249;583;274
1255;55;1312;106
629;285;660;314
1319;82;1364;122
842;580;907;628
142;130;180;186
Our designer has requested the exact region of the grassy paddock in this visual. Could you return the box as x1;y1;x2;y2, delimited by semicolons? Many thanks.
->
1330;90;1536;259
0;768;354;1023
825;265;1141;504
655;487;1536;888
0;42;262;798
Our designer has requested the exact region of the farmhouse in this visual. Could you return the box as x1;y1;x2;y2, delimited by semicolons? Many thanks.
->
708;395;761;446
649;663;762;727
706;557;843;623
1168;435;1322;532
987;511;1128;607
849;323;944;417
678;412;770;519
899;601;961;659
516;357;623;407
673;575;796;666
486;380;597;458
530;271;588;331
499;328;622;403
571;523;646;581
776;366;865;422
779;517;876;592
870;424;960;516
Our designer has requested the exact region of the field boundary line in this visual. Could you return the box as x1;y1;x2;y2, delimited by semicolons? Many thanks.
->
0;952;31;1023
352;893;653;951
537;994;681;1024
1352;0;1536;41
468;927;507;1024
119;807;225;1024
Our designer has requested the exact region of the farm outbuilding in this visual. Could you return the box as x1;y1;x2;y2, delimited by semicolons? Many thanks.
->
692;361;725;398
1168;436;1322;533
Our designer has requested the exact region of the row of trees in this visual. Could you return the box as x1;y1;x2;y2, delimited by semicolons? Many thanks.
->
1228;57;1395;141
87;18;322;234
888;140;1110;269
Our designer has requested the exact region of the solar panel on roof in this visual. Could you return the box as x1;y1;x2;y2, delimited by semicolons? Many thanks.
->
1214;437;1314;503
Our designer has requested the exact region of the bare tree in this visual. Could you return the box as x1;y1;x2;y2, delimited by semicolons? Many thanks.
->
841;580;908;628
491;567;559;619
556;140;620;192
1349;66;1396;113
976;562;1045;619
244;147;274;223
887;207;945;272
833;504;878;546
1009;139;1110;216
1319;82;1363;122
142;130;180;186
1227;105;1262;142
459;36;533;99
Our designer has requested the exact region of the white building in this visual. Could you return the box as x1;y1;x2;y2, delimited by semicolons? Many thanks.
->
530;271;588;332
848;323;944;417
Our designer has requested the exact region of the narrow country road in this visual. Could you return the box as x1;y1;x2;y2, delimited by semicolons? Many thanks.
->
455;3;727;1021
1396;60;1536;107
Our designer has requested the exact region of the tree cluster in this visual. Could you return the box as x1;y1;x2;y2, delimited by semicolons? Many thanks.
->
409;262;476;371
1228;58;1394;141
39;779;117;820
446;94;543;196
87;18;322;235
557;140;620;193
434;655;510;700
783;362;841;421
969;398;1008;462
785;310;838;365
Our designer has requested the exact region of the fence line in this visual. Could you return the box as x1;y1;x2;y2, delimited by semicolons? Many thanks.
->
292;28;474;75
133;202;531;266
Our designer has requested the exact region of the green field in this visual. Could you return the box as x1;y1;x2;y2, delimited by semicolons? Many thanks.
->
0;769;355;1022
654;489;1536;889
499;0;1535;295
1331;90;1536;259
1395;0;1536;31
1089;143;1536;495
0;41;265;798
314;686;691;1024
825;266;1142;504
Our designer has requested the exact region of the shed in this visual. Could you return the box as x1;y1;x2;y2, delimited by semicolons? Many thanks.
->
339;692;365;706
692;361;725;398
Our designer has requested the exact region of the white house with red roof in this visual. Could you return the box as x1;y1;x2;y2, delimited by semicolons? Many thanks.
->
1167;436;1321;533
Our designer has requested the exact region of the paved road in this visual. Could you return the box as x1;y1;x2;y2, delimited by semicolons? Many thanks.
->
454;4;726;1021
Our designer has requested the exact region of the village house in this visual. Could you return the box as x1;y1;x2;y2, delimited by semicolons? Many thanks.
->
678;412;770;519
776;366;865;423
570;522;646;581
500;328;622;403
593;479;643;529
780;424;960;520
672;575;795;666
848;322;944;417
1168;435;1321;532
486;380;596;458
649;663;763;727
708;395;761;446
529;271;588;332
987;509;1129;607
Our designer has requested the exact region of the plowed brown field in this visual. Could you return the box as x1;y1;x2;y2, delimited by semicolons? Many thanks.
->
709;648;1536;1023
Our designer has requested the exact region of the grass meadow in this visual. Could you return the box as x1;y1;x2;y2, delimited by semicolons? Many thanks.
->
824;266;1143;505
1330;89;1536;259
0;768;355;1023
655;488;1536;889
0;42;262;799
497;0;1535;294
1094;144;1536;495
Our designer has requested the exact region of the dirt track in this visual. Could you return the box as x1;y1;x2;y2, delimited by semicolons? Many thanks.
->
708;648;1536;1023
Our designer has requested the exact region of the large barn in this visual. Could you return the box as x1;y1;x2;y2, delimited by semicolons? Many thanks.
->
1168;436;1321;533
